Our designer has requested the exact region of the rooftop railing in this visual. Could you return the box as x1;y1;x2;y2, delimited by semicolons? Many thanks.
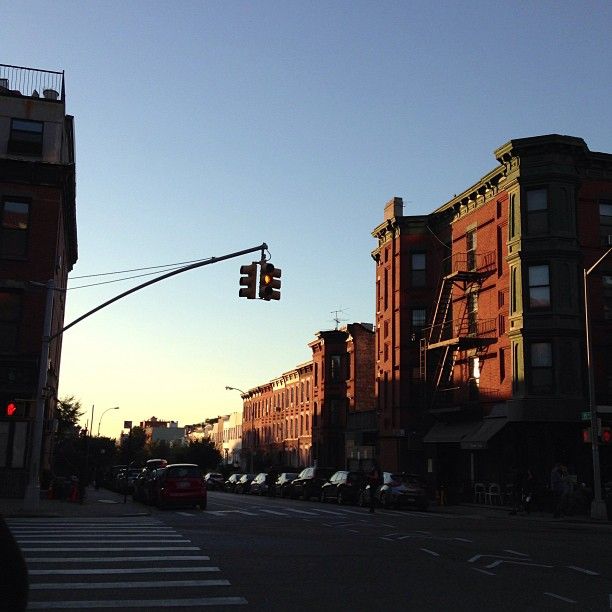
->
0;64;64;101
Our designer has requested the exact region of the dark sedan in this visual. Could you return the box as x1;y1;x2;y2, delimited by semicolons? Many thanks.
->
361;472;429;511
320;470;364;505
288;467;336;501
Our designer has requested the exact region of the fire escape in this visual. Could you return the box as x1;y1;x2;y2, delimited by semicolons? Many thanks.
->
420;251;497;411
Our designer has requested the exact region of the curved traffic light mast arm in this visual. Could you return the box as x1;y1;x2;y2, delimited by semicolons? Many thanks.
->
51;242;269;340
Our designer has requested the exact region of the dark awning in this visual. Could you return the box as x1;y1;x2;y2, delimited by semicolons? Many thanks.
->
460;418;507;450
423;421;481;444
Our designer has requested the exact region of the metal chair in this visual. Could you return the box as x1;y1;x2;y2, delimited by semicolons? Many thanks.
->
485;482;503;505
473;482;485;503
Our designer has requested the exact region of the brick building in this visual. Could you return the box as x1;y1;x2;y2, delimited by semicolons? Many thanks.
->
372;134;612;498
0;65;77;498
242;323;375;471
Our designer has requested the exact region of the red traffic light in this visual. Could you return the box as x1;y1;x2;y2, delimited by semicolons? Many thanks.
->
6;402;17;416
602;427;612;445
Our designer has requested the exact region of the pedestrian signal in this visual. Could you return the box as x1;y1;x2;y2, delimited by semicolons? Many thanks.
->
581;428;591;443
4;400;28;418
602;427;612;445
259;262;281;301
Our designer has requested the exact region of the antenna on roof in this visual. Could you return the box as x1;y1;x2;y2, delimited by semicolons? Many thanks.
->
331;307;349;330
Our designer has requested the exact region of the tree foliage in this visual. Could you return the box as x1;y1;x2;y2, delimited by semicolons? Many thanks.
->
55;395;84;436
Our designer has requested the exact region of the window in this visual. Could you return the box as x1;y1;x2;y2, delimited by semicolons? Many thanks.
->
600;199;612;246
1;200;30;258
0;291;21;352
411;252;426;287
329;400;340;425
411;308;426;329
528;265;551;309
330;355;341;382
603;275;612;321
466;229;477;270
530;342;553;394
526;188;548;234
467;292;478;334
499;347;506;382
8;119;44;156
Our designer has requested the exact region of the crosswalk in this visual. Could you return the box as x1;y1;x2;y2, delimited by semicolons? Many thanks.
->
7;517;247;610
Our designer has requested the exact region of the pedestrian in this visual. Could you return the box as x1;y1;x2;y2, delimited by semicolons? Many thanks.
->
551;462;568;518
0;514;28;611
367;463;381;513
522;469;535;514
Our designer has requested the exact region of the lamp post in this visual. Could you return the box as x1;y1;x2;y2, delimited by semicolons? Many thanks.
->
584;245;612;521
98;406;120;437
225;386;250;470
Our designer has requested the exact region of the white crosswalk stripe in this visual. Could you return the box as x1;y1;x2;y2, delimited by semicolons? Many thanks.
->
7;517;247;609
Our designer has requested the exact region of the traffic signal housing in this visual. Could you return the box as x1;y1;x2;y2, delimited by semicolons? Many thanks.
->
602;426;612;445
4;400;29;418
259;262;281;301
239;262;258;299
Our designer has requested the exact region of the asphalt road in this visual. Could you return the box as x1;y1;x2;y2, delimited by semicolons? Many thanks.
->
8;492;612;611
158;491;612;611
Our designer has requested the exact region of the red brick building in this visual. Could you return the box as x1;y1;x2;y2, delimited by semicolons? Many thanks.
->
0;65;77;497
242;323;375;471
372;135;612;498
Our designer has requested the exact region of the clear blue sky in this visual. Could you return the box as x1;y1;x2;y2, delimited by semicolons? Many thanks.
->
5;1;612;437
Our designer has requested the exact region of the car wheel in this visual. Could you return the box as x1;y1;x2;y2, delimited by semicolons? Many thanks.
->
197;500;207;511
337;490;345;505
320;490;327;503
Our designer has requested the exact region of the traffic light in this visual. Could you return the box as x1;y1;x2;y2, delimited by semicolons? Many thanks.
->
4;400;28;418
581;428;591;443
602;427;612;445
259;262;281;301
239;262;258;299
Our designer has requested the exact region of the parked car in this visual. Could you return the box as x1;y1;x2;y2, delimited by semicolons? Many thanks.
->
204;472;225;491
320;470;365;505
274;472;298;498
248;473;269;495
235;473;255;494
224;473;243;493
360;472;429;511
154;463;207;510
133;459;168;502
289;467;336;501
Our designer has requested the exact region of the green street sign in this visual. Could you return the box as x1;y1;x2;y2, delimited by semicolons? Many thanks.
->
581;411;591;421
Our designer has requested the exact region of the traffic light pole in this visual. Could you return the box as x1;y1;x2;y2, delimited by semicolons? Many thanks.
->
23;243;269;511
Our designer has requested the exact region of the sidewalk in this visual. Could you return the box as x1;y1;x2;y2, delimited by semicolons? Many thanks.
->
0;487;150;519
439;500;612;527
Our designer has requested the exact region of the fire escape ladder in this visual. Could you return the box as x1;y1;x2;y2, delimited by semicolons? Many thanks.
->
428;276;454;345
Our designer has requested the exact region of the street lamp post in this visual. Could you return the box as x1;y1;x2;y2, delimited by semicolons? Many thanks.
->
98;406;120;437
584;246;612;521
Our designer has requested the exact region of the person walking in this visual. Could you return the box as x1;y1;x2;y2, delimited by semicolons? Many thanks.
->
367;463;381;513
551;462;568;518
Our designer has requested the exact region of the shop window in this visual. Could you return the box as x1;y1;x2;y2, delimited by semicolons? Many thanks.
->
528;265;551;309
526;188;548;234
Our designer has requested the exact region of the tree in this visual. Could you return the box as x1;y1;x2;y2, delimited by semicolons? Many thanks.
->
171;440;221;470
55;395;84;437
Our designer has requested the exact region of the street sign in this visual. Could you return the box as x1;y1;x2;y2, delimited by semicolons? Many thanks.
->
581;412;591;421
123;420;132;429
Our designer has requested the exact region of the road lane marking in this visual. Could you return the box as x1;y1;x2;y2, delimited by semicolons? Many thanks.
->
503;549;528;557
27;597;248;608
420;548;439;557
22;546;199;552
31;579;230;590
284;508;319;516
544;593;577;604
486;560;553;570
29;567;220;575
17;539;190;544
259;509;288;516
472;568;495;576
314;509;346;516
454;538;472;542
176;512;195;516
25;556;210;563
567;565;599;576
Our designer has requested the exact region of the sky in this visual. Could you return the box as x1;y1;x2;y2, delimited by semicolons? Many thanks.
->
4;1;612;438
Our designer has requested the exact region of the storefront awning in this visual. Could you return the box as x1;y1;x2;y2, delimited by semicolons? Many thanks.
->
423;421;481;444
460;418;507;450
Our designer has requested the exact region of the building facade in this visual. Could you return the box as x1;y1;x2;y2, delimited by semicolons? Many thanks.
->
372;134;612;498
0;65;77;498
241;323;375;472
